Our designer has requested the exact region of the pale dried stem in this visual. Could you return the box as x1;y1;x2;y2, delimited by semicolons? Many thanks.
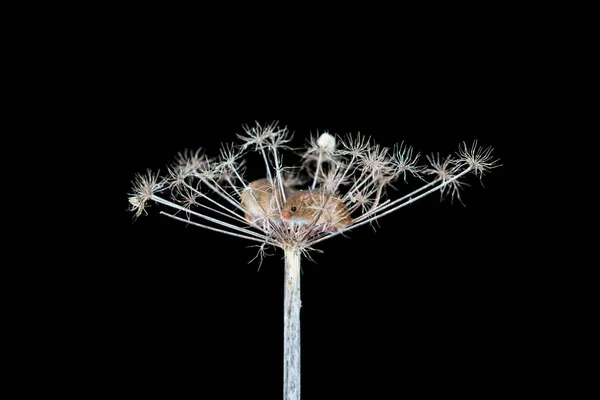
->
183;183;248;224
283;245;301;400
161;212;278;245
332;154;357;194
311;151;322;190
194;177;249;216
152;195;268;241
342;168;369;201
271;148;288;206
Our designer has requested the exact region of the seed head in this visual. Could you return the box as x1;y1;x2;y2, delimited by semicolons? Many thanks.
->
425;153;468;204
238;121;286;151
391;141;424;181
455;140;501;179
128;169;166;218
339;132;370;158
358;144;393;178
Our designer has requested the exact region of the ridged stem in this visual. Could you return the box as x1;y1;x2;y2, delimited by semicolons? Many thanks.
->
283;245;301;400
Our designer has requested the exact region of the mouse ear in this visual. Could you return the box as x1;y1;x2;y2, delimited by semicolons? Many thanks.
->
300;192;313;202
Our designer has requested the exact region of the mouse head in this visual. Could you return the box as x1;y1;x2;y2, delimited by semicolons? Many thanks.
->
280;192;313;223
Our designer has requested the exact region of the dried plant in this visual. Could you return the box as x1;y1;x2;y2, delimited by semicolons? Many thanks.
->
128;121;500;399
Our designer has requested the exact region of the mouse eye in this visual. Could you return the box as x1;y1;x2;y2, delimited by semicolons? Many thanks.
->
291;206;297;212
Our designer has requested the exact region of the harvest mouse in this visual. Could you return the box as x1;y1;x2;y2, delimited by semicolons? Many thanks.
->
280;190;352;230
240;178;295;223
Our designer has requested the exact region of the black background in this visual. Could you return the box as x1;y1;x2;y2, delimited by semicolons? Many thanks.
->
95;17;535;398
8;2;583;396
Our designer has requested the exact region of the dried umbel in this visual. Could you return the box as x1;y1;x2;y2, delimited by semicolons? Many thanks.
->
127;121;499;399
128;122;498;255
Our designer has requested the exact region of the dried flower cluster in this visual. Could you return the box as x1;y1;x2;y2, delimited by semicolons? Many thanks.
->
128;121;499;259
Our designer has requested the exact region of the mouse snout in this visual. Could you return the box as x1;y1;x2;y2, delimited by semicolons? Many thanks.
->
281;210;291;220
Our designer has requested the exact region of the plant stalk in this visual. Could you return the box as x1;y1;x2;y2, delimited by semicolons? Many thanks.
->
283;245;301;400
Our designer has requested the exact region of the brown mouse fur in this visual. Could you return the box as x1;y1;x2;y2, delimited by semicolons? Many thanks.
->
280;190;352;229
240;178;295;223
